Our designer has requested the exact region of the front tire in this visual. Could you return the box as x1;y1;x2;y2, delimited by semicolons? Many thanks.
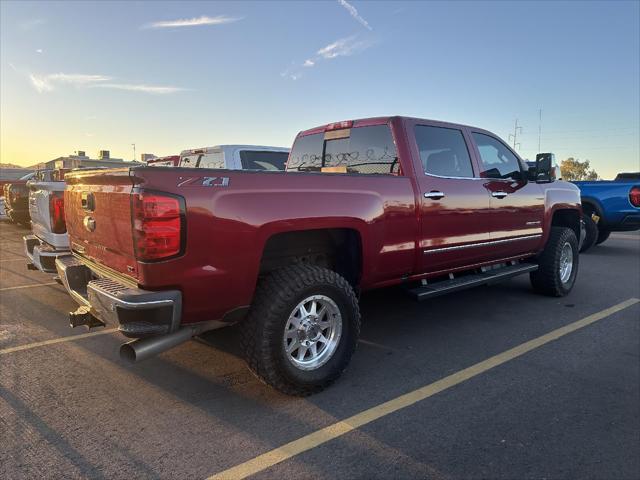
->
240;264;360;396
579;212;598;253
530;227;579;297
595;229;611;245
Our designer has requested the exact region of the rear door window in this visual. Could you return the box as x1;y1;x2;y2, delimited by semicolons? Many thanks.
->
179;155;199;168
286;125;398;175
415;125;474;178
472;133;522;179
197;151;225;169
240;151;288;171
180;151;225;169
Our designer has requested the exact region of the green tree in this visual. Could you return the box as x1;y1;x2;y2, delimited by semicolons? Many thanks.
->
560;157;599;181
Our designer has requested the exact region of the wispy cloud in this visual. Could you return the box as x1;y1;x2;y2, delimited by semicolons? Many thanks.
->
281;35;375;80
144;15;242;29
27;71;185;95
92;83;186;94
19;18;46;30
29;73;111;93
317;35;370;59
36;48;43;54
337;0;372;31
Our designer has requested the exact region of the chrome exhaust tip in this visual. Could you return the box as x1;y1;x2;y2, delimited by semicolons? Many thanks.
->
119;327;195;363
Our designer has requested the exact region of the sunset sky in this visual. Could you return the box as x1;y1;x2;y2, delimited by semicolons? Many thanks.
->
1;0;638;178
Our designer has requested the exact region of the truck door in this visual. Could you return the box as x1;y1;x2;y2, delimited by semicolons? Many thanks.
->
470;131;545;257
412;123;494;273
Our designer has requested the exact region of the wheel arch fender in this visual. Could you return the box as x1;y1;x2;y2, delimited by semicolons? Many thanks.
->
253;219;369;289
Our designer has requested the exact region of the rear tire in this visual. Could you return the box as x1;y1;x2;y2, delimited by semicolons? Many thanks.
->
579;212;598;253
595;229;611;245
240;264;360;396
530;227;579;297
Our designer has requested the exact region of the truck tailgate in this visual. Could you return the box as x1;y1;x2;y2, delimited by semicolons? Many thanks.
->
64;168;139;280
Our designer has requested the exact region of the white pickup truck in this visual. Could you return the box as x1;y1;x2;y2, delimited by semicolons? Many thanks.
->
23;169;70;273
178;145;290;170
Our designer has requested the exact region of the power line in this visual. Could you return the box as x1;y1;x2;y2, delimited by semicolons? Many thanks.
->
508;119;522;150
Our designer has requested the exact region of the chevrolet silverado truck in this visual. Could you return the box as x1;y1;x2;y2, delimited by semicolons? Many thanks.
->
179;145;290;170
573;173;640;251
23;169;70;273
3;171;36;224
56;116;582;395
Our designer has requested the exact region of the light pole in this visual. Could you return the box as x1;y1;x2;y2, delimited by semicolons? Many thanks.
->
131;143;136;162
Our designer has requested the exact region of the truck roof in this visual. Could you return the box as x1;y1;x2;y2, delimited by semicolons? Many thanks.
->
179;145;289;156
296;116;484;137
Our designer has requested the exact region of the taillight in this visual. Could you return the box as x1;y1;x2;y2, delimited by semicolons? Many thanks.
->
630;186;640;207
132;191;184;261
49;193;66;234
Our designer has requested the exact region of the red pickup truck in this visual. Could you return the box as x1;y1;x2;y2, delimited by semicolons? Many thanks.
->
56;116;583;395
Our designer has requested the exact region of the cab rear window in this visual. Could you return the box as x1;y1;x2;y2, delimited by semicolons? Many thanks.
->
240;151;288;171
286;125;399;175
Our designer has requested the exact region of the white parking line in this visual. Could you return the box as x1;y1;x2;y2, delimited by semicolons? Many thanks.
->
0;257;26;262
610;234;640;241
0;282;59;292
0;328;119;355
207;297;640;480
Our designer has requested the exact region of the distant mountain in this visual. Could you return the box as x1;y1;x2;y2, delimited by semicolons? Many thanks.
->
0;163;34;170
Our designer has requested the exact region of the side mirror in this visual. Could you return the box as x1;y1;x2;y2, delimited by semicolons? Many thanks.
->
535;153;555;183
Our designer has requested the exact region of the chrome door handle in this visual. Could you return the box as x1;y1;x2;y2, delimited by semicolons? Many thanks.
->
424;191;445;200
491;191;508;199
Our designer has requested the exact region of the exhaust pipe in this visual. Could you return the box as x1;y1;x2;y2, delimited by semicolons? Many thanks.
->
119;320;227;363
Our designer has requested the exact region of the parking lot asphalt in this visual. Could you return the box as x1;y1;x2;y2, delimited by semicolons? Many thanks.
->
1;219;639;480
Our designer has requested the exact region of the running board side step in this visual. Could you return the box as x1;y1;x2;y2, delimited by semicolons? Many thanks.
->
408;263;538;301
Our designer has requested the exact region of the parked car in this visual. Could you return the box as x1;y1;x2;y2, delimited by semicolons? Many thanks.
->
0;168;34;190
23;169;70;273
146;155;180;167
179;145;289;170
3;171;36;224
573;172;640;251
56;116;582;395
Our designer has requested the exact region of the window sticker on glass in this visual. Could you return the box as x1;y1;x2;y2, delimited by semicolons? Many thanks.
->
286;125;398;175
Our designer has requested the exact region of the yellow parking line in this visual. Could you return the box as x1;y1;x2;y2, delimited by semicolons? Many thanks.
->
0;328;119;355
0;282;59;292
208;297;640;480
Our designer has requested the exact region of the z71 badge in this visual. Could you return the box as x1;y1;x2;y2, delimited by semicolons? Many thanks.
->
177;176;230;187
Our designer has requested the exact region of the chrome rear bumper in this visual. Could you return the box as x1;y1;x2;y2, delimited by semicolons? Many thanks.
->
23;234;70;273
55;255;182;337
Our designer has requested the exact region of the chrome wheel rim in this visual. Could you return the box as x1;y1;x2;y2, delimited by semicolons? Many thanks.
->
559;242;573;283
283;295;342;371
